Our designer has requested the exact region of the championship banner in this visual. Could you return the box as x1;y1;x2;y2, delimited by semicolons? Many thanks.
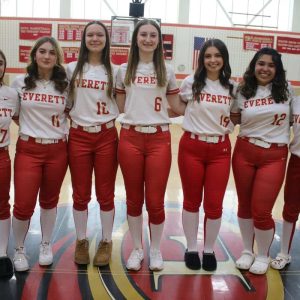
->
58;24;85;41
62;47;80;63
19;46;31;63
162;34;173;60
243;34;274;51
276;36;300;54
111;47;129;65
19;23;52;40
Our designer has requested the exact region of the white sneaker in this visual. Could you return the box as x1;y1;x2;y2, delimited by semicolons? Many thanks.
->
39;242;53;266
13;247;29;272
126;249;144;271
149;248;164;271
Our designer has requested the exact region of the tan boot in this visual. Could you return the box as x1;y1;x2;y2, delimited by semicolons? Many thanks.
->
74;239;90;265
93;240;112;266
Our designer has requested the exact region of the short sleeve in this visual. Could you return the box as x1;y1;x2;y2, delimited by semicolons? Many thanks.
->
115;64;126;94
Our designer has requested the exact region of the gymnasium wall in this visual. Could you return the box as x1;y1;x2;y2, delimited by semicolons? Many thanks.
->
1;17;300;94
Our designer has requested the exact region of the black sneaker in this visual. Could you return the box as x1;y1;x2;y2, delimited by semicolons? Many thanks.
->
0;256;14;280
202;252;217;271
184;250;201;270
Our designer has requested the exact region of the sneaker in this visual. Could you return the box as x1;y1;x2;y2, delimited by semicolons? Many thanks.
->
93;240;112;267
126;248;144;271
149;248;164;271
74;239;90;265
39;242;53;266
202;251;217;271
13;247;29;272
184;250;201;270
0;256;14;280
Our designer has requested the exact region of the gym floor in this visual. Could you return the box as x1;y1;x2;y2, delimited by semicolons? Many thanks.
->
0;122;299;300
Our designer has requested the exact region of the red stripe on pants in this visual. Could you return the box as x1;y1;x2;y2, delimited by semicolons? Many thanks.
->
0;150;11;220
13;138;68;220
68;126;118;211
118;128;171;224
283;154;300;223
178;132;231;217
232;138;288;229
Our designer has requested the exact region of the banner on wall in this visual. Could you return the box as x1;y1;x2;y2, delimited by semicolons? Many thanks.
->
162;34;173;60
58;24;85;41
19;23;52;40
243;34;274;51
19;46;31;63
111;47;129;65
276;36;300;54
62;47;80;63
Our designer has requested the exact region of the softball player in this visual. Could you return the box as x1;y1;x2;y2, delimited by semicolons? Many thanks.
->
271;95;300;270
116;19;179;271
67;21;118;266
177;39;236;271
0;50;18;279
232;48;294;275
11;37;68;272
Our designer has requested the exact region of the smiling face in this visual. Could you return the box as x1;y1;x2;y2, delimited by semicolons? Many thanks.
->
85;23;106;54
203;46;224;78
136;24;159;55
254;54;276;86
34;41;57;74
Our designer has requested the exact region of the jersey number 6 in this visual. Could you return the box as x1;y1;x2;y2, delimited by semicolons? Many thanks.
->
154;97;162;112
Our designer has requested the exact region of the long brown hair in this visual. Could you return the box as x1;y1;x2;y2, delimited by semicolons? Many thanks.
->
69;21;113;101
124;19;166;87
0;49;7;84
24;36;68;93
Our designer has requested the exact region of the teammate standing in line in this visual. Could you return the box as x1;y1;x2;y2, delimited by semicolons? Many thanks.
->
177;39;236;271
115;19;180;271
271;95;300;270
67;21;118;266
0;50;18;279
231;48;295;275
11;37;69;272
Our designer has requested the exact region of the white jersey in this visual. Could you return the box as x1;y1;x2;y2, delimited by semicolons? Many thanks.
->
12;75;68;139
115;62;179;125
67;62;119;126
232;83;294;144
290;95;300;157
180;75;236;135
0;84;18;147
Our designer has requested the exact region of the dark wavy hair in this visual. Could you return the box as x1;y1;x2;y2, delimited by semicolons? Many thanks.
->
239;47;289;103
192;39;234;100
0;49;7;84
124;19;166;87
24;36;68;93
69;21;113;100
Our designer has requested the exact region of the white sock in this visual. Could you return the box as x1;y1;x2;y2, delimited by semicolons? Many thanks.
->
127;214;143;249
182;209;199;251
281;220;295;255
150;222;164;250
204;217;222;253
40;207;57;243
73;208;88;240
254;227;274;257
238;217;254;252
100;209;114;242
12;217;30;248
0;217;11;256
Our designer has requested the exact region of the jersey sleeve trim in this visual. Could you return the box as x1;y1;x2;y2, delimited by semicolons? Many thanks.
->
115;87;126;94
167;88;180;95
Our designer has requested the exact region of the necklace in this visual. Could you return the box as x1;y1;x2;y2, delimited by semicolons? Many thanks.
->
40;79;51;89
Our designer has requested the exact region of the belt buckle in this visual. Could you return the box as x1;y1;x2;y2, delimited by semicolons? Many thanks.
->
249;138;271;148
85;126;101;133
206;136;219;143
135;126;157;134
